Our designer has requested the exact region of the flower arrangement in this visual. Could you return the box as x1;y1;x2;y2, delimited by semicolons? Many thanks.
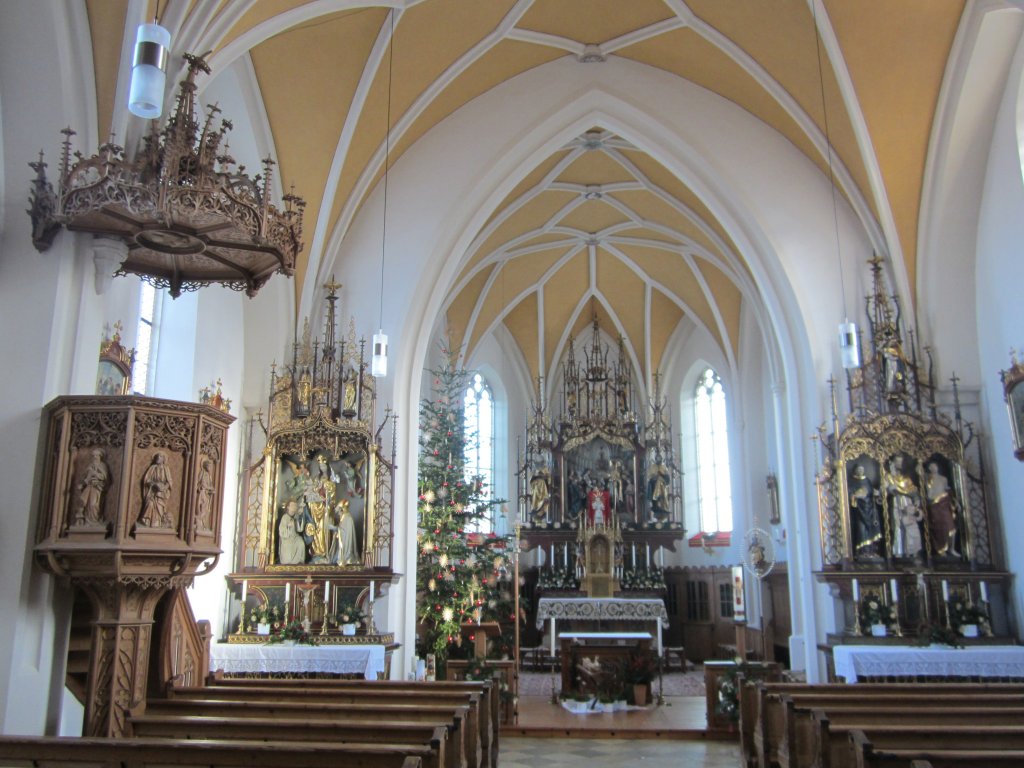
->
537;567;579;591
622;649;659;685
621;568;665;590
250;601;283;627
858;594;897;629
333;599;366;628
947;600;990;634
916;623;965;649
267;617;316;645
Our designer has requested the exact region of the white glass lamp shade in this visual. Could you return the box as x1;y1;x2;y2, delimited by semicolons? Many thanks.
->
838;320;861;369
128;23;171;119
371;330;388;377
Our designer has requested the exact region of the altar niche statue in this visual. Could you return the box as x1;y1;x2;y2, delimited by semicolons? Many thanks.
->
140;451;173;528
883;455;923;559
881;333;909;401
529;465;551;523
609;459;626;514
848;464;883;559
647;455;671;521
278;500;307;565
925;461;961;558
566;469;587;520
306;453;337;562
75;448;109;526
329;499;360;565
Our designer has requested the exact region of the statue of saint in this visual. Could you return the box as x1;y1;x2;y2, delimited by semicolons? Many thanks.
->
196;458;215;531
140;451;173;528
647;457;671;520
529;465;551;522
849;464;883;558
609;459;626;513
883;456;923;558
306;454;336;561
926;462;961;557
75;448;109;526
329;499;360;565
278;500;307;565
881;334;909;400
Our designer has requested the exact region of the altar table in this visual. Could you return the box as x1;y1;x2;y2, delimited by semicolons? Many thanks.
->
558;631;653;695
210;641;386;679
536;597;669;656
833;644;1024;683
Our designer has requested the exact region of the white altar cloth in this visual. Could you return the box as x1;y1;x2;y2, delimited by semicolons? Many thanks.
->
833;644;1024;683
210;642;385;679
536;597;668;655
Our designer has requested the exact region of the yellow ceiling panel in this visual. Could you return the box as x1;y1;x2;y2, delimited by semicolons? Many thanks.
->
503;247;573;292
697;259;741;360
475;190;578;260
468;268;509;354
224;1;330;52
446;264;494;355
558;198;631;234
487;150;572;229
251;8;387;300
86;0;128;140
608;189;706;245
555;150;637;187
518;232;579;248
518;0;673;44
620;243;719;341
595;250;645;363
649;288;684;374
544;252;590;371
827;0;964;303
611;226;684;247
503;293;539;381
617;28;875;231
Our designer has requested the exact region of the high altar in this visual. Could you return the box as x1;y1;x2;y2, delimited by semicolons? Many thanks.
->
517;319;682;648
225;283;397;658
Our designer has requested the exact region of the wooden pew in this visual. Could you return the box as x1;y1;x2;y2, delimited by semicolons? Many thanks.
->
796;704;1024;768
204;675;499;768
129;715;450;768
143;698;471;768
0;735;429;768
849;729;1024;768
747;682;1024;768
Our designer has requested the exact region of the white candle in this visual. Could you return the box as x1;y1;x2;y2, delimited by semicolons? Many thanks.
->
646;543;651;569
285;582;291;604
369;580;375;604
324;580;330;601
550;543;554;565
658;547;664;568
890;579;898;602
241;579;247;602
852;578;859;602
564;543;568;568
942;580;949;601
632;543;637;568
980;581;989;602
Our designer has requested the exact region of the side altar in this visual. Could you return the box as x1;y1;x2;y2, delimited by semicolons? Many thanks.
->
226;282;397;651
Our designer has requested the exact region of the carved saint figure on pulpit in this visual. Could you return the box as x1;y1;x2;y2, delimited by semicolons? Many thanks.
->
75;448;109;526
196;458;215;531
140;451;173;528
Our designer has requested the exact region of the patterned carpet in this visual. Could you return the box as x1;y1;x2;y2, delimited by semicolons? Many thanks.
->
517;668;706;698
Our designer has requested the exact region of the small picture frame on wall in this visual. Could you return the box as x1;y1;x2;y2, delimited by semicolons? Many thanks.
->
95;323;135;396
1001;349;1024;461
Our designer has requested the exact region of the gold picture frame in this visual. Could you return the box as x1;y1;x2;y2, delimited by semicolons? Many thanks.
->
95;323;135;395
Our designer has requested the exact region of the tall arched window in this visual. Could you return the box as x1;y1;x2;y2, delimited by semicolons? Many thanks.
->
694;367;733;532
132;281;160;394
463;372;495;532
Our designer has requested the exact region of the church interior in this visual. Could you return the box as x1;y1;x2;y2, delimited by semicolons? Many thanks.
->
2;1;1024;762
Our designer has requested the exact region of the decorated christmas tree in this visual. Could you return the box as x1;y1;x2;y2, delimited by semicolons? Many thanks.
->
416;349;514;669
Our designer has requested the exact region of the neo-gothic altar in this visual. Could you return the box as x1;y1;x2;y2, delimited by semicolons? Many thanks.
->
517;320;683;644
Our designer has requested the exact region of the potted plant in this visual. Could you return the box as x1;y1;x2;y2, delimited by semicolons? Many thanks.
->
334;600;366;635
623;649;658;706
947;600;989;637
858;593;897;636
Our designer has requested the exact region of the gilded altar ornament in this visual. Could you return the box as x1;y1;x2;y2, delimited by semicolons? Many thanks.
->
1000;348;1024;461
28;53;304;299
199;379;232;413
96;322;135;395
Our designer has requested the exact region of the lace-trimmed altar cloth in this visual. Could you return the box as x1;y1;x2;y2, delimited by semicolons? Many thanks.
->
833;644;1024;683
536;597;669;655
210;641;385;679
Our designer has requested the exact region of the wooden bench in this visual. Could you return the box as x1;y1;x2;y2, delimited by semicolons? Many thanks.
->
144;698;471;768
202;677;497;768
0;735;429;768
129;715;450;768
849;729;1024;768
744;681;1024;768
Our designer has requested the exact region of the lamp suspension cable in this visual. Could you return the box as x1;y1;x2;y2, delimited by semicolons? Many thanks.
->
812;2;860;369
371;10;394;378
129;0;171;119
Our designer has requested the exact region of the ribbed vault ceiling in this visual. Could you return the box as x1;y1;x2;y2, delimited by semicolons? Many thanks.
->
84;0;965;381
